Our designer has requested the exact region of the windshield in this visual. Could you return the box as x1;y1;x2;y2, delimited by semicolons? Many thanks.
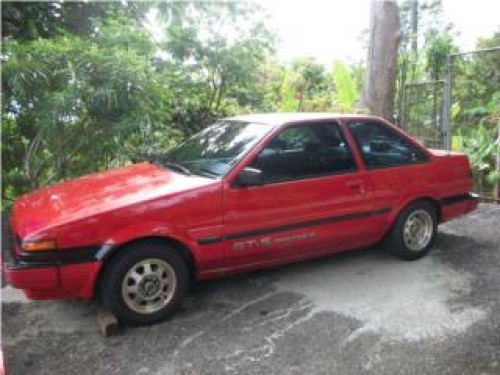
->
160;120;273;178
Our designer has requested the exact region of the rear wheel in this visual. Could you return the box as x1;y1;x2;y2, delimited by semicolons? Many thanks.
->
385;201;437;260
100;240;190;326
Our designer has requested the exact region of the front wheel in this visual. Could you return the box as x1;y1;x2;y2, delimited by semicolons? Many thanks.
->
100;240;190;326
385;201;437;261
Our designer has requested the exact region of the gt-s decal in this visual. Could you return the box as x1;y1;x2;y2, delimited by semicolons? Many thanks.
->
233;232;316;251
233;240;259;251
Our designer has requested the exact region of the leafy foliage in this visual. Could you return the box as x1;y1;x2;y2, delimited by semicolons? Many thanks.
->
331;60;358;112
1;2;274;207
456;122;499;191
1;1;125;40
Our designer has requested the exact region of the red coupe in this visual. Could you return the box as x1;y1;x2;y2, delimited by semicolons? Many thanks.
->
4;113;478;325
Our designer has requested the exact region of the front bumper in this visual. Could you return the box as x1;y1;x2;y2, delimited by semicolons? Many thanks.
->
2;244;102;300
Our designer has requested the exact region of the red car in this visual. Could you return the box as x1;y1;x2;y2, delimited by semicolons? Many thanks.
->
4;113;478;325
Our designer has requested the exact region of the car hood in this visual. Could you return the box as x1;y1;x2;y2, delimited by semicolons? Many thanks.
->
11;162;216;239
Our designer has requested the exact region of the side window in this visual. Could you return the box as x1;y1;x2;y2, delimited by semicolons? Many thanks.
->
250;122;357;183
348;121;427;169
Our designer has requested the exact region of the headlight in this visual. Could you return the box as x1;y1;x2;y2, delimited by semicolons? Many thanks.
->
23;240;57;252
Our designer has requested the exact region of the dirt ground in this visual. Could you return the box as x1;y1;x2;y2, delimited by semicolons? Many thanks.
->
2;204;500;375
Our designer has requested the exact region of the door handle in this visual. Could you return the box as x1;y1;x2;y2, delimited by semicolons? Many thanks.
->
346;180;365;194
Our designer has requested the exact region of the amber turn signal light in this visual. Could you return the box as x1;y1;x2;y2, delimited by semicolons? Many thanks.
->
23;240;57;252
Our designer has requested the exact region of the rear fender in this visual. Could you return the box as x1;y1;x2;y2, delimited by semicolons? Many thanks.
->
384;188;442;234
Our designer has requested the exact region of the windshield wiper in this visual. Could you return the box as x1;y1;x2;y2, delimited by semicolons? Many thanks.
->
199;167;220;179
158;160;192;175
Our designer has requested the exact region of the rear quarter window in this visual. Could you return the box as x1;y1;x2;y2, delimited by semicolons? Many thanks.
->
348;121;428;169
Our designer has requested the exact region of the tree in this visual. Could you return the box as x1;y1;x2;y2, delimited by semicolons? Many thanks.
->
395;0;452;126
1;2;276;207
1;1;124;40
363;0;400;121
153;2;275;133
2;17;174;195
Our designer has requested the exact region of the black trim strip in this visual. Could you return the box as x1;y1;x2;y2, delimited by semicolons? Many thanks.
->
5;259;55;270
225;211;371;240
197;207;392;244
7;245;100;270
197;236;223;245
57;246;100;265
373;207;392;216
441;193;477;206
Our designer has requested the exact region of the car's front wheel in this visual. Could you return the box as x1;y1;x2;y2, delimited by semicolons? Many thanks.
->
385;200;437;260
100;240;190;326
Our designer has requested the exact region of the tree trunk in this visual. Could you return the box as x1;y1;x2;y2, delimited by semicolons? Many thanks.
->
411;0;418;55
409;0;419;84
363;0;400;121
495;121;500;202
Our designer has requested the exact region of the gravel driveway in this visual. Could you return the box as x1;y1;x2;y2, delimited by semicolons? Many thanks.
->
2;204;500;374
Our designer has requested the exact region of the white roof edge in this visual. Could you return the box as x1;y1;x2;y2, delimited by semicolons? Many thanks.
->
224;112;383;126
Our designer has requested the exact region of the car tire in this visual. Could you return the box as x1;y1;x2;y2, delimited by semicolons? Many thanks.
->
100;240;190;326
385;200;437;261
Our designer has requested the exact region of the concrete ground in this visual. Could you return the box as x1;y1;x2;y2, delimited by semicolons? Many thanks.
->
2;204;500;375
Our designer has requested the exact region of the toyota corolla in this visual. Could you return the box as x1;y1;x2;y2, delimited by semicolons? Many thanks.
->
3;113;478;325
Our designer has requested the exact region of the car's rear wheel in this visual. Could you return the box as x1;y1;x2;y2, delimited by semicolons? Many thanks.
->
385;200;437;260
100;240;190;326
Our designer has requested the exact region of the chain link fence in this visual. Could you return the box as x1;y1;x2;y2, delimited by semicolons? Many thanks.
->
399;80;446;149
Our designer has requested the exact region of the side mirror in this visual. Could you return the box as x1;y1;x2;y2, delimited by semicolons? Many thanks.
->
370;140;391;152
236;167;262;187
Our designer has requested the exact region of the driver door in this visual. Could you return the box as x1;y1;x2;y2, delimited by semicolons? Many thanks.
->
222;121;376;271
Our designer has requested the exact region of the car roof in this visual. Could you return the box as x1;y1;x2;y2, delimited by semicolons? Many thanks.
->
224;113;382;126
